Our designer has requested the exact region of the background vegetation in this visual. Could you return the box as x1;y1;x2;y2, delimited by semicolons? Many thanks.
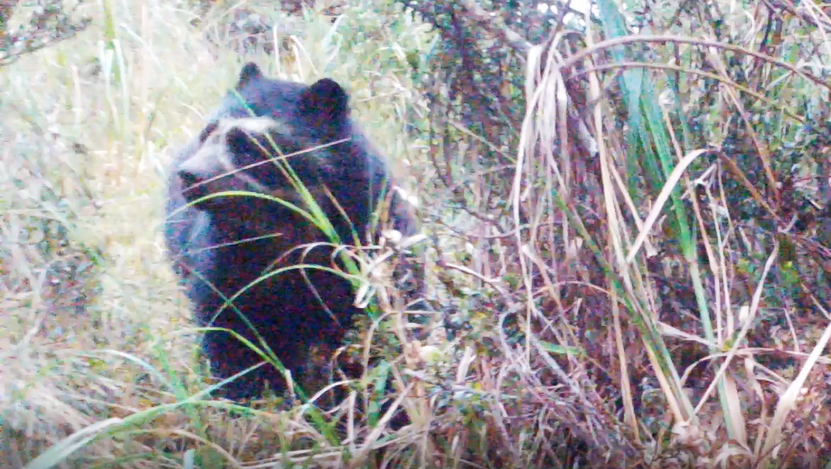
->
3;0;831;468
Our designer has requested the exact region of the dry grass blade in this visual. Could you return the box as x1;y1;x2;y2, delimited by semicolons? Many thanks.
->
5;0;831;467
560;34;831;92
693;242;780;419
22;418;123;469
759;305;831;463
625;149;710;264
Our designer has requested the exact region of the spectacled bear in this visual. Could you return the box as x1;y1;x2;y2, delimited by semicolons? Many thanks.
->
163;62;420;403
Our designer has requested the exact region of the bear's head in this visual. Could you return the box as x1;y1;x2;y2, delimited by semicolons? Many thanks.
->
175;62;379;239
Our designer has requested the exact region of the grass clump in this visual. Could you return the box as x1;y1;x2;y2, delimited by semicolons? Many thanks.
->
4;0;831;468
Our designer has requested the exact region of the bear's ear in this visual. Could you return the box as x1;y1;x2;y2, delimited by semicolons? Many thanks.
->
299;78;350;128
237;62;263;89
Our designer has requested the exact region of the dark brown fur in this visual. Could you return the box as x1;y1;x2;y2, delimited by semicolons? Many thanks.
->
163;62;421;403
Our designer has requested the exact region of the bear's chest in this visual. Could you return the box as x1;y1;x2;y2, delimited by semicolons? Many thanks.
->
213;217;349;289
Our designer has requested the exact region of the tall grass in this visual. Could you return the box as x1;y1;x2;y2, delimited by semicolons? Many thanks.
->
2;0;434;466
4;0;831;467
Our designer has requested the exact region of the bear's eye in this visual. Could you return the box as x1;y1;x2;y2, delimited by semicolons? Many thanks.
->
226;126;325;190
199;122;219;142
227;127;271;167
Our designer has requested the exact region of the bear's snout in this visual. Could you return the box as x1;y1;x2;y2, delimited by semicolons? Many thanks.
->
178;166;262;209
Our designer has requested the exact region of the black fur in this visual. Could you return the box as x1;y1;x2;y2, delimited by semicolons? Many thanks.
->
164;62;417;402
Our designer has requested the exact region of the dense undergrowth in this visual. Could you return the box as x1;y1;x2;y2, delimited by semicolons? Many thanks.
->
3;0;831;468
